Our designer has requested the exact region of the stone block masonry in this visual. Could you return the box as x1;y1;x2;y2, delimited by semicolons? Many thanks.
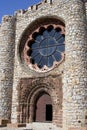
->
85;1;87;19
63;0;87;128
0;0;87;129
0;16;16;121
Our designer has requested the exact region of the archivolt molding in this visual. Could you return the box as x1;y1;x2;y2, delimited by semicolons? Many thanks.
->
27;84;59;106
17;76;62;123
18;77;61;106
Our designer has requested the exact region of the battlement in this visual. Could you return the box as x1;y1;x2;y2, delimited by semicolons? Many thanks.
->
28;0;52;11
14;0;87;17
0;15;16;30
28;2;42;11
0;0;86;24
1;0;86;19
14;9;27;16
1;15;16;24
0;0;52;24
14;0;53;16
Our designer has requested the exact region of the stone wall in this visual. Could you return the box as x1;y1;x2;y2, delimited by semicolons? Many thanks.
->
11;0;66;124
0;16;16;121
0;0;86;129
85;1;87;19
15;76;62;126
11;0;87;129
63;0;87;128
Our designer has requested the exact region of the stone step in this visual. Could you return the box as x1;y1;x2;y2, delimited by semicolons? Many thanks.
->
26;122;62;130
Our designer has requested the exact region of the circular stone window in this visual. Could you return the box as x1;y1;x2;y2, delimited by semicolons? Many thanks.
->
23;24;65;73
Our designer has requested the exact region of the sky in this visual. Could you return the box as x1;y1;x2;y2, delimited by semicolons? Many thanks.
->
0;0;41;23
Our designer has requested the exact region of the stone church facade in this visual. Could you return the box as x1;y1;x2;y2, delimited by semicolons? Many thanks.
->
0;0;87;129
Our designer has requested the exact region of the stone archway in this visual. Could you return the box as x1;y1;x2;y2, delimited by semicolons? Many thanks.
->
27;87;54;123
17;76;63;127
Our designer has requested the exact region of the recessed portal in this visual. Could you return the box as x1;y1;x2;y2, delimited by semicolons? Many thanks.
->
46;104;52;121
34;92;52;122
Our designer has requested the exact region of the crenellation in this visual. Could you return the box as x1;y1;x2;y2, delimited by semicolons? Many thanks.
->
2;15;14;23
14;9;27;17
42;0;53;4
47;0;52;4
36;3;42;10
28;2;43;11
43;0;47;3
15;0;53;17
31;5;38;11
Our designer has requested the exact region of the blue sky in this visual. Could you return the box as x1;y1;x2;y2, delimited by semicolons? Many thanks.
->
0;0;41;23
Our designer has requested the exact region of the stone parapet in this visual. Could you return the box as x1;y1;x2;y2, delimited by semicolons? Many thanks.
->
2;15;14;23
14;0;53;17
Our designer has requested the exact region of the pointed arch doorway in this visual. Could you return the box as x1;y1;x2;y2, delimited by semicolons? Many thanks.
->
34;92;52;122
27;89;53;123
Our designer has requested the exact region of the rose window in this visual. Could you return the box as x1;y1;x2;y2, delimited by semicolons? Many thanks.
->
24;24;65;72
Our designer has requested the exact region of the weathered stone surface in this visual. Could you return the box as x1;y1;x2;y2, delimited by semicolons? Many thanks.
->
0;0;87;129
0;16;16;121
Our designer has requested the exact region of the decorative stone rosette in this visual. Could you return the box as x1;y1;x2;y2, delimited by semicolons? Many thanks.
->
23;24;65;73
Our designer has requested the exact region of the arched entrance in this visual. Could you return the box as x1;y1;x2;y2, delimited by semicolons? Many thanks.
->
27;88;54;123
34;92;52;122
17;77;63;127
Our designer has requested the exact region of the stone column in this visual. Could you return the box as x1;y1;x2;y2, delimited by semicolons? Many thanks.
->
29;104;34;123
63;0;87;129
11;78;20;124
0;16;16;122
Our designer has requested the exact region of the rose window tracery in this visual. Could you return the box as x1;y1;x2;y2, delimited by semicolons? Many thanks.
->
23;24;65;72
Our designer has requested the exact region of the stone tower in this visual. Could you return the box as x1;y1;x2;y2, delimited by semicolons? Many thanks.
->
0;0;87;129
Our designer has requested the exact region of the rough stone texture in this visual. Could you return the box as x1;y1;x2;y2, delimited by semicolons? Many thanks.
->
15;76;62;127
85;2;87;19
11;0;66;125
0;16;16;121
63;0;87;129
0;0;87;129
